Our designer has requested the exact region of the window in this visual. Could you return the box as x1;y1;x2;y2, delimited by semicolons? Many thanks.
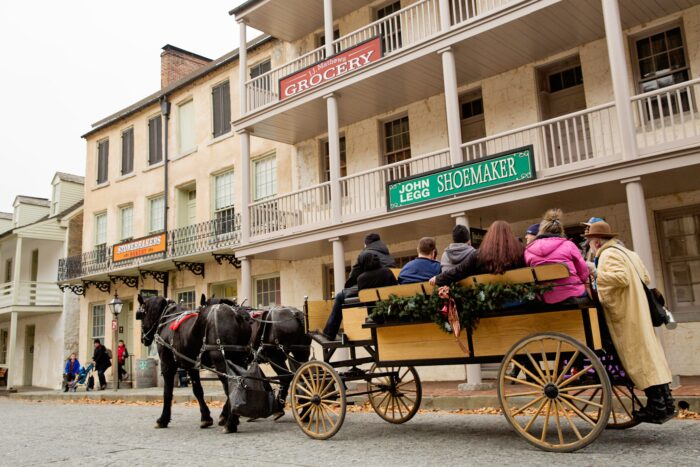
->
212;81;231;138
383;115;411;165
461;96;484;120
656;206;700;322
322;136;347;182
254;155;277;201
317;28;340;48
148;115;163;165
178;100;195;154
546;65;583;93
249;59;272;92
255;276;281;308
214;170;236;234
326;265;351;299
460;91;486;145
177;290;196;310
91;304;105;342
96;139;109;184
210;282;237;301
120;205;133;241
0;329;7;364
149;196;165;233
51;184;59;215
376;1;402;53
94;212;107;247
635;26;691;118
121;128;134;175
4;259;12;284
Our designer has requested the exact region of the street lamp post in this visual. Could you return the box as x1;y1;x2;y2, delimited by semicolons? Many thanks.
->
108;293;123;391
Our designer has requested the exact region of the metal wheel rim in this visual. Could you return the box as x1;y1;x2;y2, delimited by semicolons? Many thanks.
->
497;332;612;453
291;361;346;440
367;364;422;424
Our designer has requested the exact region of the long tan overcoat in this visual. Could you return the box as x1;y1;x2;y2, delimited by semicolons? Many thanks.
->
595;239;672;389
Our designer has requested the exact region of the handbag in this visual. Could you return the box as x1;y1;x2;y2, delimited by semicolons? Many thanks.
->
228;361;277;419
611;247;669;327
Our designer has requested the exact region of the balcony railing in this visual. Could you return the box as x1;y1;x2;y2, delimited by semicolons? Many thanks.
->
462;103;622;173
0;281;62;308
249;183;331;237
243;0;519;113
58;215;242;282
340;148;451;219
632;77;700;153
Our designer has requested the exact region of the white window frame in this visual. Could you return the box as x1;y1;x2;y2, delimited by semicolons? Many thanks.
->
148;195;165;234
94;212;107;247
254;274;281;308
382;114;411;165
119;204;134;241
90;303;106;343
176;289;196;311
252;153;277;201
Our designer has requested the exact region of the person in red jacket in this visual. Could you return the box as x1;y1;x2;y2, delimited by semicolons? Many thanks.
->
117;339;129;381
524;209;589;304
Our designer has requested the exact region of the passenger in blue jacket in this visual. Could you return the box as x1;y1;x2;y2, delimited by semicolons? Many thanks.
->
398;237;442;284
63;353;81;392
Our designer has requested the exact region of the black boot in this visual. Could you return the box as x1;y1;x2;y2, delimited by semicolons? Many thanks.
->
633;385;668;423
659;384;677;417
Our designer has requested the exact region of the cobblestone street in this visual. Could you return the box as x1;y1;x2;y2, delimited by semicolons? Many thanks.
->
1;399;698;466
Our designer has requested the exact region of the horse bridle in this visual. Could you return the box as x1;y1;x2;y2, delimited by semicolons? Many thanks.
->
138;301;180;345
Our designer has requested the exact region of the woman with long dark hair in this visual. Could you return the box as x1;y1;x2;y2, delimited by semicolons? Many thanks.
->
430;220;525;286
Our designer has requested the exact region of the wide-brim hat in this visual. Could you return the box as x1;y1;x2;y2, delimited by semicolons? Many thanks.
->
583;221;618;238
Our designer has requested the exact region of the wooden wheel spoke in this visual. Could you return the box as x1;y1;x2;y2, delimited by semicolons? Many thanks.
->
558;364;595;389
314;402;321;433
295;384;314;397
558;398;583;440
504;390;543;398
395;397;405;418
322;398;342;407
397;394;413;413
559;392;604;409
540;400;552;442
300;373;315;395
613;386;634;418
321;388;340;399
523;398;548;433
320;402;339;425
525;348;549;384
511;395;546;416
295;401;313;409
504;375;544;390
551;340;563;385
555;350;580;385
375;391;391;411
558;396;597;427
318;405;329;433
305;406;316;431
553;399;565;444
512;358;546;386
540;340;552;382
557;384;602;393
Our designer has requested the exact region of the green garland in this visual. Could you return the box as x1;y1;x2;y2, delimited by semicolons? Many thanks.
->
369;282;552;334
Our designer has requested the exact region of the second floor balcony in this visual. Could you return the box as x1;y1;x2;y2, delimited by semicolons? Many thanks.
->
0;281;63;309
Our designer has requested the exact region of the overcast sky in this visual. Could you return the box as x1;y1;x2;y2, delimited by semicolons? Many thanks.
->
0;1;258;213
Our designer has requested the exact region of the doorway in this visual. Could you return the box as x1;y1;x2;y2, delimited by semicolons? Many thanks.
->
118;301;134;379
23;325;35;386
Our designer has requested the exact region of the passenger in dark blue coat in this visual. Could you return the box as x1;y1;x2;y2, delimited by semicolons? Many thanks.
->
398;237;442;284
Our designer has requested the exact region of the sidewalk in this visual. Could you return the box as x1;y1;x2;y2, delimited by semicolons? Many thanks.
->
7;376;700;412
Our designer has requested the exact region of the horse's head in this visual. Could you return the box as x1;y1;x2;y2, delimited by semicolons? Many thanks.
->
136;293;170;347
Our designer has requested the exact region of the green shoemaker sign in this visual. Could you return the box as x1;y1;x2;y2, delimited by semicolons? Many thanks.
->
387;146;535;211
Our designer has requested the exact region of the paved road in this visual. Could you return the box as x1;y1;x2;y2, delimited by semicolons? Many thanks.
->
1;399;698;466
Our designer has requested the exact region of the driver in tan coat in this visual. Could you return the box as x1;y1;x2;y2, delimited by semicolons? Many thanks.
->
587;221;675;423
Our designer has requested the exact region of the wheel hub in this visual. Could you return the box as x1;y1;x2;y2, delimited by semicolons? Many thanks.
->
311;395;322;405
543;383;559;399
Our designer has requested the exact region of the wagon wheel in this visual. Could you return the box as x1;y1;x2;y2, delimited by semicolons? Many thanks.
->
567;382;641;430
498;332;612;453
291;361;346;440
367;364;422;424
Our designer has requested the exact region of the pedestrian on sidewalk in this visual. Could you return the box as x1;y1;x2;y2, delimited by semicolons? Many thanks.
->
63;353;81;392
117;340;129;382
91;339;111;390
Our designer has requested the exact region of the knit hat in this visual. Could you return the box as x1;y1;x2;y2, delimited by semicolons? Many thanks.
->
582;216;605;226
364;233;381;245
525;223;540;236
583;221;618;238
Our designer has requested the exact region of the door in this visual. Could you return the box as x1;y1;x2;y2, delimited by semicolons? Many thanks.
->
118;301;133;377
187;189;197;226
210;282;237;302
23;325;35;386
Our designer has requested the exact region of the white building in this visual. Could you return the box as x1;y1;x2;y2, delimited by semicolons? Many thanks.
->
0;173;84;390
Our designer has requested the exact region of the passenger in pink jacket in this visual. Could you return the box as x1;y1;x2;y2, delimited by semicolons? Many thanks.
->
524;209;590;304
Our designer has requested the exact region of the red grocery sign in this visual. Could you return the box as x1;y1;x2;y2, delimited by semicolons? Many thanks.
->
279;37;382;100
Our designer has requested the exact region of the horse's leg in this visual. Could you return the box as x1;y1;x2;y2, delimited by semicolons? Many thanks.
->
217;374;231;429
156;363;176;428
188;369;213;428
267;349;291;416
290;347;312;422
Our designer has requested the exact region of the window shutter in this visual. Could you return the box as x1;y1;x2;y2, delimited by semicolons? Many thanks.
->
222;81;231;135
97;140;109;183
212;85;222;137
148;116;163;164
121;129;134;175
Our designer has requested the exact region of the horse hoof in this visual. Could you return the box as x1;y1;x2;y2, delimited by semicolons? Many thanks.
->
273;411;285;421
247;417;258;423
155;423;168;429
218;417;226;426
200;419;214;428
222;425;238;434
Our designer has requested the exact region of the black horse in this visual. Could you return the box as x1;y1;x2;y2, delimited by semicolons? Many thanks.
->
137;293;251;433
206;297;311;411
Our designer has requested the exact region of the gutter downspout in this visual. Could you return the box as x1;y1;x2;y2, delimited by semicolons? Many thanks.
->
160;97;171;298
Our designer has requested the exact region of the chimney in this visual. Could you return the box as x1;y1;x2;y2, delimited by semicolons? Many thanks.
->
160;44;212;88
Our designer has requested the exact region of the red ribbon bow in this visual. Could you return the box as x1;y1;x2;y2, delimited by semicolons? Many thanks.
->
438;286;468;354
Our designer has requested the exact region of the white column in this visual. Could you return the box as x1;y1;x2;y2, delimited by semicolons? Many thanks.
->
438;0;451;31
240;256;252;306
323;0;335;57
7;311;18;391
237;19;248;116
325;93;342;224
238;130;251;244
439;47;463;165
621;177;655;285
601;0;637;160
12;236;22;305
329;237;346;294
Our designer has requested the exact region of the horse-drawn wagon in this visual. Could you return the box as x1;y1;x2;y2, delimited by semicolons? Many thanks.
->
294;263;644;452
